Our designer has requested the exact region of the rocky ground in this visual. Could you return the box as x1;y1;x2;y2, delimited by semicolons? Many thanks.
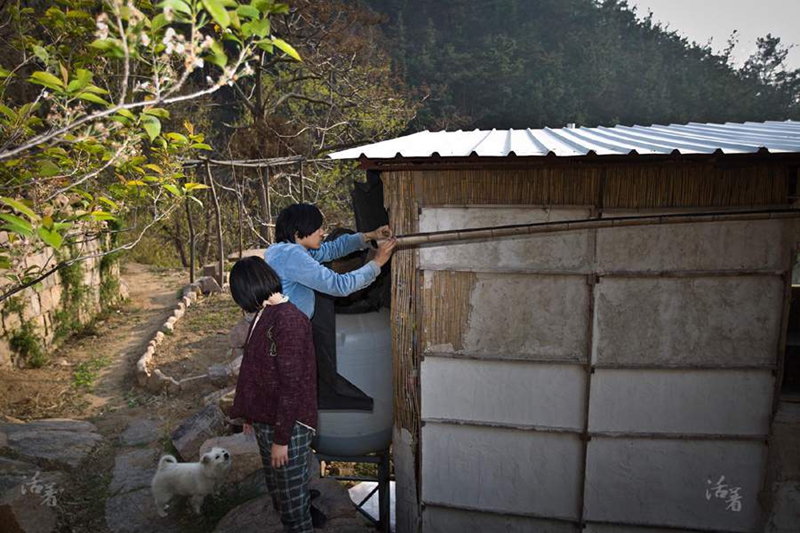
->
0;263;375;532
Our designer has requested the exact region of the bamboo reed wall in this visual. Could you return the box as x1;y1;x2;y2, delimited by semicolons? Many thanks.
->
384;171;421;435
420;271;476;353
414;163;789;209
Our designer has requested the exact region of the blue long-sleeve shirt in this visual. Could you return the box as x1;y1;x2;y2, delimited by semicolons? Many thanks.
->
265;233;380;318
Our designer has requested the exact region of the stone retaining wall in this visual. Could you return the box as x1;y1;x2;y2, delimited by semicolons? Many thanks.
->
0;234;126;368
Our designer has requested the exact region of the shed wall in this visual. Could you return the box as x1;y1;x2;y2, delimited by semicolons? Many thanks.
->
382;162;795;532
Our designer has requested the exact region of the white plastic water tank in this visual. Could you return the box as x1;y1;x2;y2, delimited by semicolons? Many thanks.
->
314;308;393;456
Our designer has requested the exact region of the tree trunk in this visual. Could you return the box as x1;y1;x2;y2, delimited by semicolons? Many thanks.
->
185;199;196;283
205;161;225;287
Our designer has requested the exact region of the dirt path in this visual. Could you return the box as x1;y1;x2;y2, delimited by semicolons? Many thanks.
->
88;263;188;413
0;263;186;422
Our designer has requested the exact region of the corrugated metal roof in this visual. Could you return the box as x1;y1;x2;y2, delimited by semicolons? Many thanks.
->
328;120;800;160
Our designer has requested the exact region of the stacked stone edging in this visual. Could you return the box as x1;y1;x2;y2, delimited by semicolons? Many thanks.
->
136;276;236;394
136;281;200;393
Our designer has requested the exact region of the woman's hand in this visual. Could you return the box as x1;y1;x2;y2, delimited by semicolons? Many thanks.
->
374;237;397;267
243;423;254;436
365;225;393;241
271;443;289;468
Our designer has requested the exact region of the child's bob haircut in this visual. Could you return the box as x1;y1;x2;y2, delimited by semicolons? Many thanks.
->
230;257;283;313
275;203;324;243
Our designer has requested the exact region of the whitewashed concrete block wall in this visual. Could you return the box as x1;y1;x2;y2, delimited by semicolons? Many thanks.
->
417;205;790;533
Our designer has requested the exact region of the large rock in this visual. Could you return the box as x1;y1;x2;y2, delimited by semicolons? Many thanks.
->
171;404;226;461
207;352;243;387
105;487;183;533
212;485;373;533
203;386;234;408
198;276;222;295
212;494;282;533
200;432;261;484
109;448;160;497
0;419;103;469
0;457;39;494
0;471;64;533
324;516;376;533
120;418;161;447
309;477;359;522
228;319;251;349
218;389;237;417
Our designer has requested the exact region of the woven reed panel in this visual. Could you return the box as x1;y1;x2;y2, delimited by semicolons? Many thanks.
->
383;170;420;433
413;163;788;209
420;270;476;354
602;164;788;209
418;168;600;206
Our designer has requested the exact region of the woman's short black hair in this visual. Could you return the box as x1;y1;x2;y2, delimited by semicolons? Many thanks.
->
275;203;324;243
229;257;283;313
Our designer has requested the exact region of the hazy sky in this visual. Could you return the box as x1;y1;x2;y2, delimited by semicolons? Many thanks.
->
627;0;800;70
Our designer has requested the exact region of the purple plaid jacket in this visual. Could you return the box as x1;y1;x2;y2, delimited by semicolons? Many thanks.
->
230;301;317;445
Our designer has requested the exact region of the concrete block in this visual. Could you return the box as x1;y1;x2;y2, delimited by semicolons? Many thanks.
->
423;507;578;533
421;423;583;519
593;276;783;367
589;369;774;436
422;356;586;430
586;525;712;533
597;217;787;272
584;438;766;532
454;273;589;361
768;402;800;482
419;207;592;272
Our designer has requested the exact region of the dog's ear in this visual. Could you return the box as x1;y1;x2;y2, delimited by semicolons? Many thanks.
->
201;454;211;465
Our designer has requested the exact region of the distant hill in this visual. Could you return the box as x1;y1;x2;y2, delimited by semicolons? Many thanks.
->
366;0;800;130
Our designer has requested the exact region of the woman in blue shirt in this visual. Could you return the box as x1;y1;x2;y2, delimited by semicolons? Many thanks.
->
265;203;396;319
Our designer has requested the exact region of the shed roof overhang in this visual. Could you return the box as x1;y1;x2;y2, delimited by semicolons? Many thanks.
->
329;120;800;171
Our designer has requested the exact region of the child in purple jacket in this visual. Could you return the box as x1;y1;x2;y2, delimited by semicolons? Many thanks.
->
229;257;317;533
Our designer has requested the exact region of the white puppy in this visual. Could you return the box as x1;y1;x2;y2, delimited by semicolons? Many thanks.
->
151;447;232;517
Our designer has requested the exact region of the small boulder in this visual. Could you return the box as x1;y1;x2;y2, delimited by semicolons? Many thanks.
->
0;419;102;469
212;494;282;533
208;354;242;388
203;386;234;408
0;457;39;494
200;432;262;484
120;418;160;447
228;318;251;349
218;389;237;417
104;487;183;533
108;448;160;496
171;404;226;461
198;276;222;295
0;471;64;533
309;477;359;521
207;363;232;387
